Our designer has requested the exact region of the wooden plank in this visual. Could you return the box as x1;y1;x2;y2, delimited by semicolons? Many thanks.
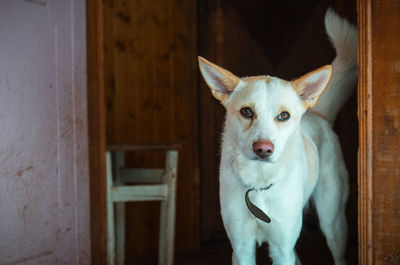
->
87;0;107;263
158;150;178;265
357;0;373;264
106;152;116;265
107;143;180;151
113;152;125;265
111;185;168;202
112;151;125;184
359;0;400;264
169;0;201;252
119;168;164;184
115;202;125;265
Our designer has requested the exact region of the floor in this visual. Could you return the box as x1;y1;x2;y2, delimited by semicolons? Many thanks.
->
126;227;358;265
126;206;358;265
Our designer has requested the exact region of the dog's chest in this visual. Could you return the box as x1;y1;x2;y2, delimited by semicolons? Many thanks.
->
248;183;303;220
248;187;303;243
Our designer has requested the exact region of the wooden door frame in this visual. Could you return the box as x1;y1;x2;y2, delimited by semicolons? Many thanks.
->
358;0;400;264
87;0;107;264
357;0;372;263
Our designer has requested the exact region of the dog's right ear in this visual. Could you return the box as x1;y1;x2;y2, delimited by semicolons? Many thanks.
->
198;56;240;103
291;65;332;109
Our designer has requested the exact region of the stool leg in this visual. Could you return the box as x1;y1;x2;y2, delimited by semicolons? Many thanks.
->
114;151;125;265
116;202;125;265
159;150;178;265
106;151;116;265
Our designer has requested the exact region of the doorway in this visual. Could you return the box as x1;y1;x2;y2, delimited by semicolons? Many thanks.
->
88;0;360;264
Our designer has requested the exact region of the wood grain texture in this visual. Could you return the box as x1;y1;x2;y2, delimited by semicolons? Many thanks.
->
107;143;180;151
357;0;373;264
87;0;107;263
358;0;400;264
103;0;199;259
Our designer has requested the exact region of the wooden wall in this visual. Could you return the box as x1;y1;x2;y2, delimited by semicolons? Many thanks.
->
103;0;199;260
88;0;107;263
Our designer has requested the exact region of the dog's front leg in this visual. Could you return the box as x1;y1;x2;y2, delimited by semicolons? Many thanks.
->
222;205;258;265
268;244;297;265
231;239;257;265
267;217;303;265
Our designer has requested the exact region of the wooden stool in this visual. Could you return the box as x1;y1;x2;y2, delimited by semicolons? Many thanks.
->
106;144;179;265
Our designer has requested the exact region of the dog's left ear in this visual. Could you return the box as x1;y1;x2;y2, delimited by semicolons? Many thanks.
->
198;56;240;103
291;65;332;108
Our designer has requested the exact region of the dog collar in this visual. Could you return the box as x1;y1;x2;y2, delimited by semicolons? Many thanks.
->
245;184;273;223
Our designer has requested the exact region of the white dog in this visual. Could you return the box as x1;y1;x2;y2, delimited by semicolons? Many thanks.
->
198;9;357;265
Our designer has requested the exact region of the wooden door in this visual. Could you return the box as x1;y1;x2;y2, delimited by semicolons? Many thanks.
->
358;0;400;264
0;0;90;264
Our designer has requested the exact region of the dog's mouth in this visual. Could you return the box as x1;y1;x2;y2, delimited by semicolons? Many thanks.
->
251;156;273;163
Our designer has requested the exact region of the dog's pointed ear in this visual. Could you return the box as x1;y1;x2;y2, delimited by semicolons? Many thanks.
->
291;65;332;108
198;56;240;103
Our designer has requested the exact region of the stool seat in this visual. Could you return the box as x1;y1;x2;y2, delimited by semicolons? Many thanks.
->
107;143;180;151
106;144;179;265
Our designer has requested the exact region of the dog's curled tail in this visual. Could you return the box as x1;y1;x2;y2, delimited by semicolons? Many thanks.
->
312;8;358;125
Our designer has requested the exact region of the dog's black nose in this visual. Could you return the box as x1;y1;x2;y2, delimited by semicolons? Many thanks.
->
253;141;274;158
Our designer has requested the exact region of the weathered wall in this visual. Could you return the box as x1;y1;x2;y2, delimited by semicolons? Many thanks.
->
0;0;90;264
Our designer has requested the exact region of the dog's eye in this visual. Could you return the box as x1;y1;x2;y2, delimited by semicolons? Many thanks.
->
240;107;254;118
277;111;290;121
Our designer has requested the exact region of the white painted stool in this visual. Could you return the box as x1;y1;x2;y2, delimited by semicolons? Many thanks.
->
106;144;179;265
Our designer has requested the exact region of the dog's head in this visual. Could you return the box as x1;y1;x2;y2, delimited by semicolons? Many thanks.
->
198;56;332;163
